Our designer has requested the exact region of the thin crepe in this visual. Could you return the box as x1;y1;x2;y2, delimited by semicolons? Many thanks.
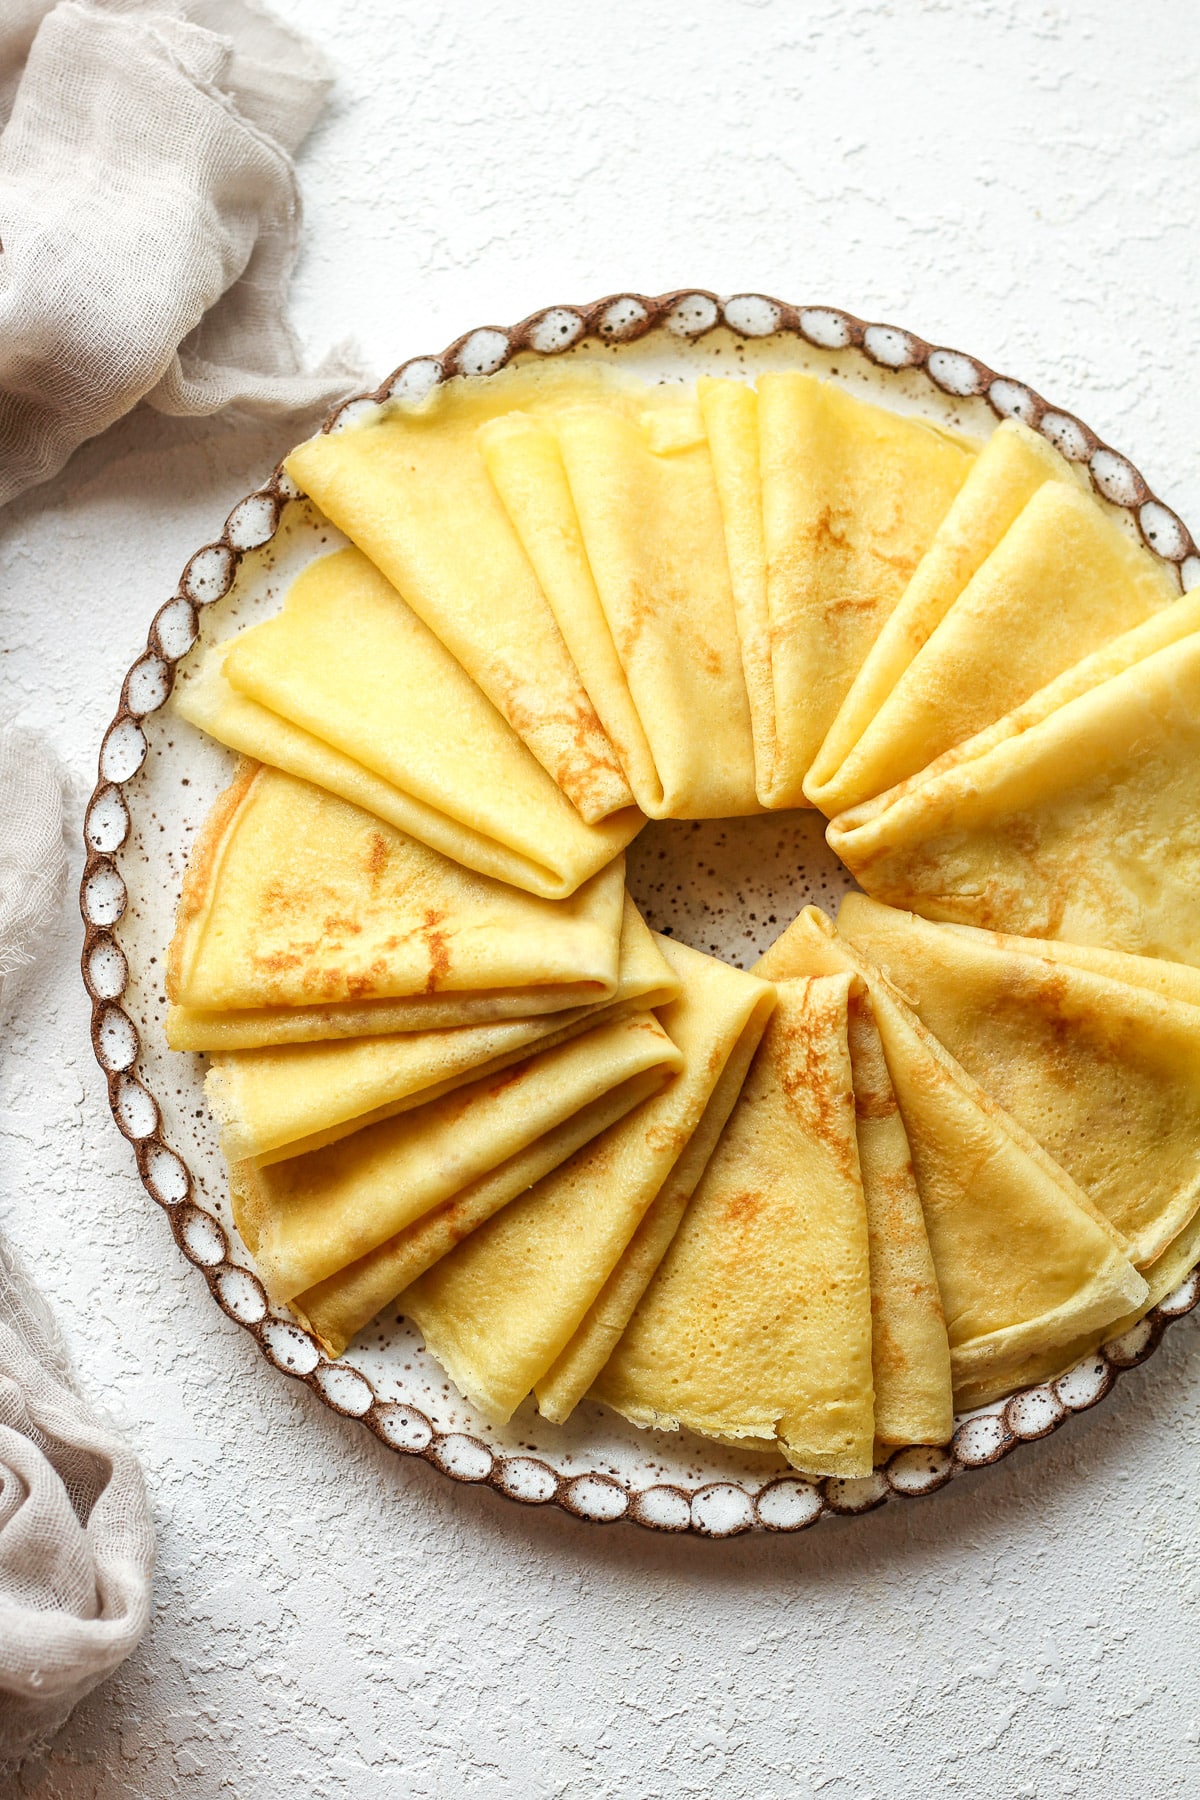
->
592;975;877;1477
177;547;642;898
757;908;1146;1400
837;895;1200;1268
758;371;975;805
830;596;1200;966
750;935;953;1447
805;419;1077;811
234;1011;684;1305
484;388;760;818
285;365;636;822
207;897;678;1164
401;938;776;1425
807;476;1176;814
165;763;627;1051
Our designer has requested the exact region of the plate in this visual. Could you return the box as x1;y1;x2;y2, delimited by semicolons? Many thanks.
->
81;290;1200;1536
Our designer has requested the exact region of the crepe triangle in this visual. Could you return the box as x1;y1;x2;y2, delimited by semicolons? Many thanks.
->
749;936;953;1448
829;594;1200;966
284;364;636;822
235;1010;684;1305
399;938;776;1424
592;974;877;1477
482;387;761;818
837;895;1200;1269
804;419;1079;811
807;477;1177;815
757;370;975;805
177;547;642;900
207;897;678;1166
756;908;1146;1400
165;762;627;1051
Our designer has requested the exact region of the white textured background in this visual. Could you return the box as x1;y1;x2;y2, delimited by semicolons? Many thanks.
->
4;1;1200;1793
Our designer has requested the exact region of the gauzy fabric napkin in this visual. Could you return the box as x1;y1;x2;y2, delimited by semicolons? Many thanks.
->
0;730;154;1765
0;0;361;507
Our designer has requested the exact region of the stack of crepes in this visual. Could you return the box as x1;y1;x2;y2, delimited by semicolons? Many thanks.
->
165;355;1200;1477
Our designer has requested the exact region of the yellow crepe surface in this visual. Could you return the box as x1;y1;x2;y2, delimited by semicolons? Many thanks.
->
751;938;952;1447
805;422;1077;812
206;896;678;1164
233;1010;683;1305
165;761;625;1032
284;366;635;822
697;378;777;804
593;975;876;1478
199;547;642;897
838;895;1200;1268
830;610;1200;967
757;909;1146;1400
757;371;975;806
401;937;776;1425
545;390;761;818
808;478;1176;816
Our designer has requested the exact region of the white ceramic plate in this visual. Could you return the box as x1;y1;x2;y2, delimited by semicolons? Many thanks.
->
82;291;1200;1536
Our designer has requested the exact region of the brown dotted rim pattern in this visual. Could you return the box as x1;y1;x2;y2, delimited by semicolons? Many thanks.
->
81;290;1200;1537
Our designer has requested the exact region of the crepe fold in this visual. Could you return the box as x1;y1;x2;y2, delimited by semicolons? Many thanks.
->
235;1010;684;1306
757;908;1146;1402
176;547;642;899
837;896;1200;1269
284;365;637;823
591;974;877;1477
806;474;1177;816
165;763;628;1052
206;897;678;1165
829;591;1200;966
398;938;776;1425
480;388;760;818
757;371;975;807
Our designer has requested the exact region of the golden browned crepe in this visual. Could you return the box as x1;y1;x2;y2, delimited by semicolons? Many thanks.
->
806;478;1176;816
234;1011;684;1306
757;908;1147;1402
804;419;1077;812
592;975;877;1477
837;895;1200;1268
165;763;627;1051
829;599;1200;966
757;371;975;806
399;938;776;1424
177;548;642;898
207;897;678;1165
284;365;636;822
482;388;760;818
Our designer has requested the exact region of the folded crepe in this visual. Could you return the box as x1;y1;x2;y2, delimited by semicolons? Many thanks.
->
399;938;776;1425
807;476;1177;815
165;763;627;1052
955;1200;1200;1412
804;420;1078;812
696;378;777;804
284;365;636;823
829;595;1200;966
837;895;1200;1269
207;896;678;1165
481;387;760;818
756;908;1147;1401
235;1010;684;1306
176;547;642;899
757;371;975;806
592;974;877;1477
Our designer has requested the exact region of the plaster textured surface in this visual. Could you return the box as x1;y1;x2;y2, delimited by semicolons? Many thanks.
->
3;2;1200;1794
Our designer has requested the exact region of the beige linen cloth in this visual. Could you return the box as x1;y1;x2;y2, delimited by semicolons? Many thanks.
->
0;0;361;505
0;731;155;1765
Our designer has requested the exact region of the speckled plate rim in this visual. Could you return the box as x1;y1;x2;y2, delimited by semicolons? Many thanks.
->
81;289;1200;1538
